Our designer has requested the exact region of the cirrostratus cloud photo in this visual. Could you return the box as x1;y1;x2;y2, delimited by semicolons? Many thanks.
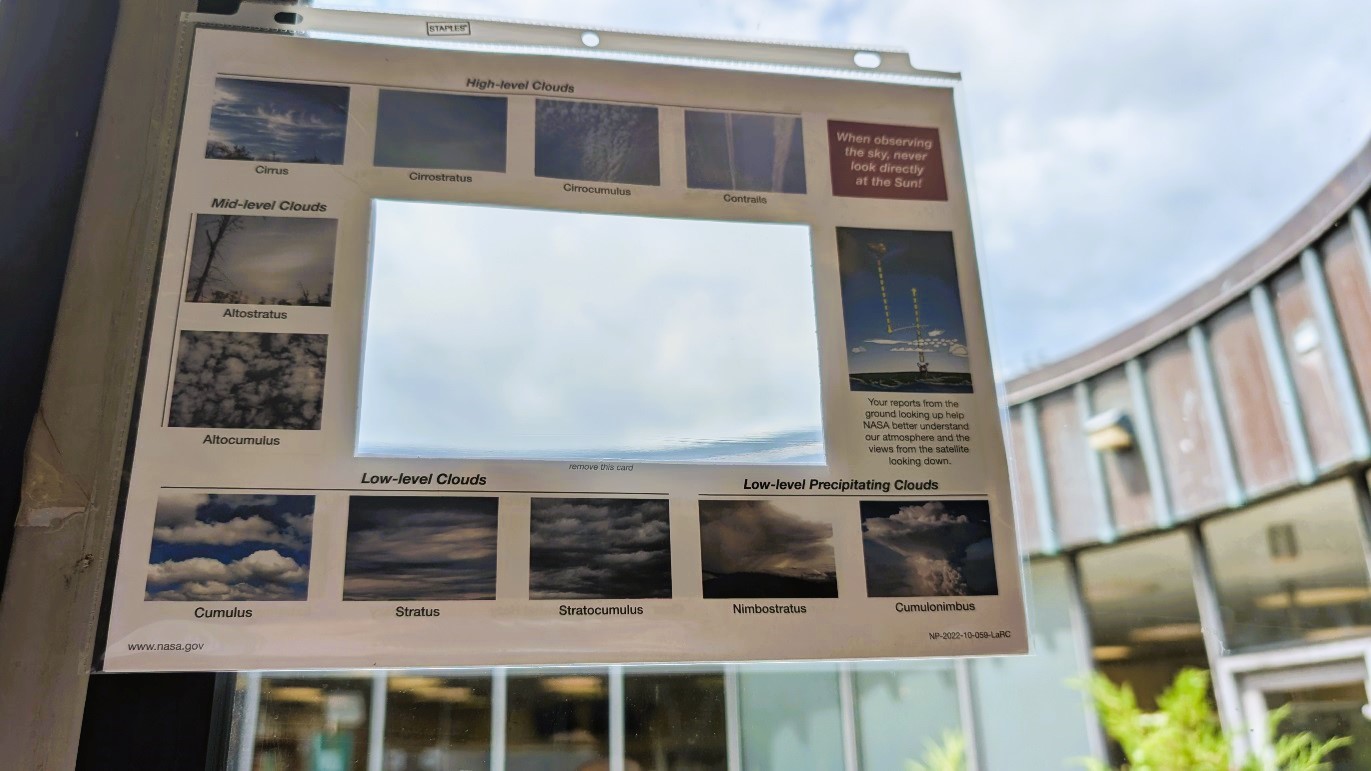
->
528;498;672;600
860;499;997;597
145;493;313;601
698;499;838;598
205;77;349;164
344;496;499;601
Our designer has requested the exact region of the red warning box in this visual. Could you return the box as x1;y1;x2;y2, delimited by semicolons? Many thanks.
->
828;120;947;201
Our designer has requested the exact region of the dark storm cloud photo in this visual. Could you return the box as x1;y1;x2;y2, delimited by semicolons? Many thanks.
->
169;331;327;430
185;214;336;306
205;77;349;164
699;500;838;598
685;110;806;193
528;498;672;600
146;493;312;601
861;500;997;597
534;99;660;185
374;90;508;171
344;496;498;601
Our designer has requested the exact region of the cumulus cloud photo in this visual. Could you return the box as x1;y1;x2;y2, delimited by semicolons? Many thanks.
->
374;89;508;171
344;496;498;601
535;99;660;185
169;331;327;430
205;77;348;164
528;498;672;600
145;493;312;601
185;214;336;306
860;500;997;597
698;500;838;598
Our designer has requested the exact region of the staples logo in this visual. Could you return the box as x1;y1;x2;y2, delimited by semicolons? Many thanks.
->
426;20;471;36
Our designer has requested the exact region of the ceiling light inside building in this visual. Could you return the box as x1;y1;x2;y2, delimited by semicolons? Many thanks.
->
1255;586;1371;609
1084;408;1135;452
1128;622;1204;643
1092;645;1133;661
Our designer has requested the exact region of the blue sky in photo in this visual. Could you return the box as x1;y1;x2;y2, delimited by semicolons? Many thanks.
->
207;77;349;163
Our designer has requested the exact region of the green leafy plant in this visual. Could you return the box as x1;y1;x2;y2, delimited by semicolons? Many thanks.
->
1079;667;1351;771
906;729;966;771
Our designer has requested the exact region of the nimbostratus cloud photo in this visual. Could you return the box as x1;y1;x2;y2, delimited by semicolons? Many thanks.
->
698;499;838;598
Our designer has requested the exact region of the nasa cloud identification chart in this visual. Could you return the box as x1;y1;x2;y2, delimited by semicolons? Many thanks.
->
102;27;1027;671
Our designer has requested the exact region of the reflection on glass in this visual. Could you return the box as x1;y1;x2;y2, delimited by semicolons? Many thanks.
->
359;201;824;464
852;662;960;770
737;664;844;771
1078;532;1208;710
623;669;727;770
1204;480;1371;649
505;671;609;771
1264;682;1371;770
251;676;372;771
383;674;492;770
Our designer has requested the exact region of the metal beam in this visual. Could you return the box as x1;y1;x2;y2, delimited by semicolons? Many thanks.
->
1125;358;1174;526
1076;381;1117;543
1300;247;1371;460
1250;284;1317;483
1019;401;1060;554
1187;326;1246;508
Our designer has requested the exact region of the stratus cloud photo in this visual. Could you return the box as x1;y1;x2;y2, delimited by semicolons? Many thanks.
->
185;214;336;306
169;331;327;430
205;77;349;164
699;499;838;598
528;498;672;600
145;493;313;601
344;496;498;601
860;499;997;597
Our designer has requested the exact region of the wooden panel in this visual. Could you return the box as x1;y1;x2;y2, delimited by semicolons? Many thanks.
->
1207;299;1295;493
1036;390;1100;546
1009;407;1045;554
1323;220;1371;412
1088;368;1154;533
1144;337;1225;517
1272;264;1351;468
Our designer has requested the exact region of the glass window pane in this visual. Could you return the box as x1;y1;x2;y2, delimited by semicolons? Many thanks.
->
623;668;727;770
505;671;609;771
383;674;492;770
250;675;374;771
852;662;960;770
1204;480;1371;649
737;664;844;771
1078;531;1208;709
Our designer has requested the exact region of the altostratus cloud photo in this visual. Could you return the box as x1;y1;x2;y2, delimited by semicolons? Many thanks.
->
344;496;498;601
528;498;672;600
185;214;336;306
206;77;349;164
699;499;838;598
169;331;327;430
145;493;313;601
861;499;997;597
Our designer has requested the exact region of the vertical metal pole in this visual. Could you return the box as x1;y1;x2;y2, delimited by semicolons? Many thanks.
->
836;663;861;771
1020;400;1060;553
723;665;743;771
1063;557;1108;761
1250;284;1316;483
1125;357;1175;526
1076;381;1117;543
490;668;508;771
1188;326;1246;508
1301;247;1371;459
1186;527;1245;752
1350;207;1371;299
367;671;387;771
953;661;981;771
609;666;625;771
236;672;262;771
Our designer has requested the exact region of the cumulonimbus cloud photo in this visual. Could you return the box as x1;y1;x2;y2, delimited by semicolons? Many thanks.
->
860;499;997;597
169;331;327;430
528;498;672;600
145;493;313;601
344;496;499;601
206;77;349;164
699;499;838;598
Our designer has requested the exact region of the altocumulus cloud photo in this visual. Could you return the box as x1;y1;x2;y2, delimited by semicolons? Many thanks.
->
185;214;336;306
344;496;499;601
169;331;327;430
145;493;312;601
528;498;672;600
206;77;349;164
860;499;997;597
374;89;507;172
535;99;660;185
699;500;838;598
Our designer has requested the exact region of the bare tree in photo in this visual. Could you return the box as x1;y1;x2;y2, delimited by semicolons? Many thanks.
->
189;214;243;302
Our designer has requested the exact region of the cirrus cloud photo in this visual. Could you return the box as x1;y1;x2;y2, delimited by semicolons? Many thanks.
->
344;496;499;601
860;499;997;597
145;493;313;601
205;77;349;164
529;498;672;600
699;499;838;598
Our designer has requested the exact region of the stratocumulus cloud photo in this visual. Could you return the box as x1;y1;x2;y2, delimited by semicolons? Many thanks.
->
205;77;348;164
528;498;672;600
699;499;838;598
685;110;806;193
374;90;507;171
535;99;660;185
861;499;997;597
169;331;327;430
344;496;498;601
838;227;972;394
185;214;336;306
145;493;312;601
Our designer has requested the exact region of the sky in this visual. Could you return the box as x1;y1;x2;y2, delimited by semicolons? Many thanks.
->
187;214;336;305
375;90;508;171
860;500;996;597
528;498;673;599
208;77;349;163
344;496;499;600
331;0;1371;376
146;493;313;601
